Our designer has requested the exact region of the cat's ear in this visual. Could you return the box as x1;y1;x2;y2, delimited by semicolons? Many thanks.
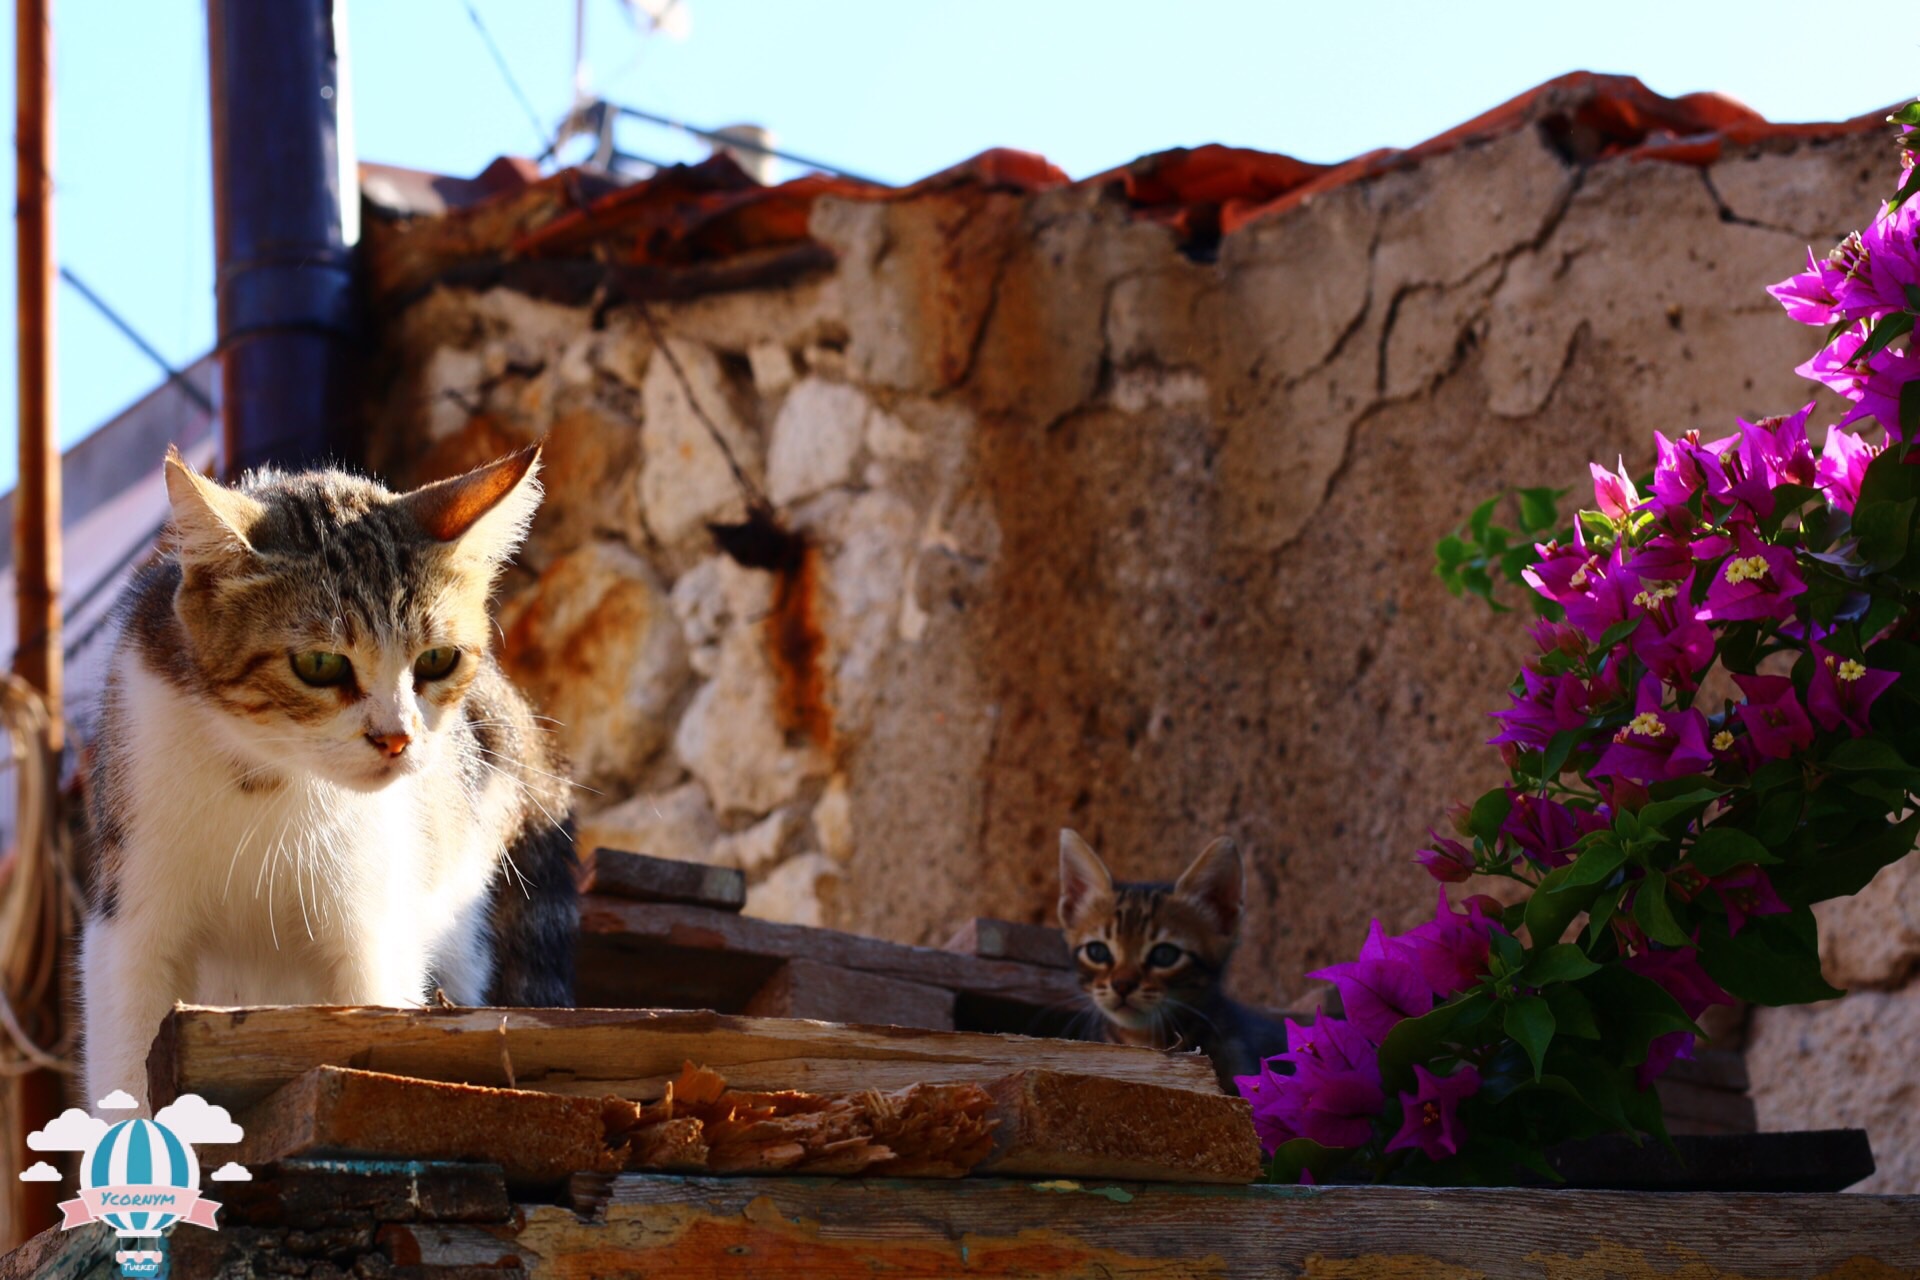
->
401;444;543;563
164;446;264;564
1173;837;1244;937
1057;829;1115;931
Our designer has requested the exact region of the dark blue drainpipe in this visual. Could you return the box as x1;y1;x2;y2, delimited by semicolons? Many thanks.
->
208;0;357;475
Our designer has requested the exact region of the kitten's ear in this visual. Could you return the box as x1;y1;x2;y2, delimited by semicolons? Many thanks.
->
400;444;543;563
1173;837;1244;937
164;446;264;564
1057;829;1115;931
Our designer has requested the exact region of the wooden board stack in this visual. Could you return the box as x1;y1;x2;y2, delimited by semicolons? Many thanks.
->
151;1004;1262;1188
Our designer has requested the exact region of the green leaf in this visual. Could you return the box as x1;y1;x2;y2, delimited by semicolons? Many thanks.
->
1524;863;1594;949
1853;497;1915;572
1908;282;1920;313
1577;966;1700;1062
1521;943;1602;987
1891;102;1920;126
1539;729;1582;783
1859;310;1916;361
1468;495;1500;544
1435;534;1468;570
1894;165;1920;212
1773;811;1920;903
1687;827;1781;877
1596;616;1643;650
1543;984;1601;1040
1632;870;1690;947
1634;787;1723;836
1376;997;1473;1095
1696;908;1843;1006
1903;381;1920;438
1468;787;1513;845
1585;885;1623;945
1504;995;1555;1081
1823;738;1915;773
1564;839;1629;887
1517;487;1562;533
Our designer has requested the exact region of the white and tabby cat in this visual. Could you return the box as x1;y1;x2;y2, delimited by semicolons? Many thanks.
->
81;445;576;1107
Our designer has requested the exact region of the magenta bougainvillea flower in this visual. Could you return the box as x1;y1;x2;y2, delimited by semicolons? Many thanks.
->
1236;1011;1388;1151
1559;549;1641;645
1488;669;1594;752
1807;643;1899;736
1590;458;1640;520
1588;676;1713;782
1703;407;1818;518
1628;569;1715;690
1385;1064;1482;1161
1415;833;1475;883
1501;793;1606;869
1766;248;1845;325
1701;525;1806;623
1711;865;1790;936
1651;429;1714;510
1305;921;1433;1042
1624;946;1732;1020
1797;329;1920;438
1521;536;1600;608
1395;891;1503;998
1815;427;1880;513
1731;673;1815;760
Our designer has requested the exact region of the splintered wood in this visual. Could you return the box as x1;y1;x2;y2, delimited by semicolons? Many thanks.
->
621;1063;998;1177
167;1005;1259;1186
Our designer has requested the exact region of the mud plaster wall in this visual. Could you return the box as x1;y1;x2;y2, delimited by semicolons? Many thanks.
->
366;126;1920;1189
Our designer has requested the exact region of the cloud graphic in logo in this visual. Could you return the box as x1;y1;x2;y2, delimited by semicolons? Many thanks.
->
28;1108;107;1151
95;1090;139;1111
18;1161;61;1181
209;1162;252;1182
153;1093;243;1145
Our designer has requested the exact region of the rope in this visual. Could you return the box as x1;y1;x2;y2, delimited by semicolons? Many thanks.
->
0;676;74;1076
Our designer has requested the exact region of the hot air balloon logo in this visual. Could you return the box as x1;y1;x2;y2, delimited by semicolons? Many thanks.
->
22;1090;249;1280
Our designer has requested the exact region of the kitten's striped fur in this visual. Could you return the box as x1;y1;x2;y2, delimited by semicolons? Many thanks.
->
1057;829;1288;1090
81;446;575;1108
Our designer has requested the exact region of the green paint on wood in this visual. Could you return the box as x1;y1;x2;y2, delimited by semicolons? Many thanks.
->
1030;1180;1135;1203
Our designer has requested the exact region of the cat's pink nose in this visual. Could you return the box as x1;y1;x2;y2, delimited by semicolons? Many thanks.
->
1111;974;1140;999
366;731;411;758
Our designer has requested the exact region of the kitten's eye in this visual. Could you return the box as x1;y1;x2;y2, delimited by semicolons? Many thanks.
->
413;647;461;682
290;651;352;688
1146;943;1184;969
1081;941;1113;966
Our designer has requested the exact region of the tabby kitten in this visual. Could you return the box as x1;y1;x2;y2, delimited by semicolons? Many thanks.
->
81;446;576;1108
1057;829;1288;1090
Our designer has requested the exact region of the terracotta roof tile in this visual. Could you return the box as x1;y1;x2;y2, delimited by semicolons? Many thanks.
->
361;73;1891;301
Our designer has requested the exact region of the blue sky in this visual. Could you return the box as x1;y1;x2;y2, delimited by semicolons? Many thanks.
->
2;0;1918;495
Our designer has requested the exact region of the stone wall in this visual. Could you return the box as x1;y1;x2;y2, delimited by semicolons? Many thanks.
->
363;114;1920;1186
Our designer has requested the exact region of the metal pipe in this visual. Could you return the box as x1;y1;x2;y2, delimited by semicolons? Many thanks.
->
207;0;358;476
7;0;61;1246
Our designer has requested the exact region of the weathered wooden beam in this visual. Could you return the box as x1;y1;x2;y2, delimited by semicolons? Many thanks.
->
743;959;955;1031
148;1005;1219;1114
578;849;746;912
577;898;1083;1013
1538;1129;1872;1194
215;1158;512;1229
238;1067;635;1186
382;1178;1920;1278
977;1070;1260;1184
943;917;1072;970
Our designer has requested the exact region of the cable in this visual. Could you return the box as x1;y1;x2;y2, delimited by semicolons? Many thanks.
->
459;0;554;154
611;102;882;185
58;266;214;415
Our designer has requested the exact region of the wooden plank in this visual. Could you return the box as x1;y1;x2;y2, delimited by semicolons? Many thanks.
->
743;959;956;1030
978;1070;1260;1184
944;917;1072;970
237;1067;635;1186
215;1158;512;1228
578;848;745;912
1539;1129;1873;1194
381;1178;1920;1279
1662;1047;1751;1093
148;1005;1221;1115
578;897;1083;1012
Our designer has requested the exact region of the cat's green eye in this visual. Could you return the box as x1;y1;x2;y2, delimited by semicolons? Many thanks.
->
290;651;352;688
1081;941;1113;967
1146;943;1183;969
413;646;461;682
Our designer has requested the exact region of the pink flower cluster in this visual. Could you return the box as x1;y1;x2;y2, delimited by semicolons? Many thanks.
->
1234;891;1500;1161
